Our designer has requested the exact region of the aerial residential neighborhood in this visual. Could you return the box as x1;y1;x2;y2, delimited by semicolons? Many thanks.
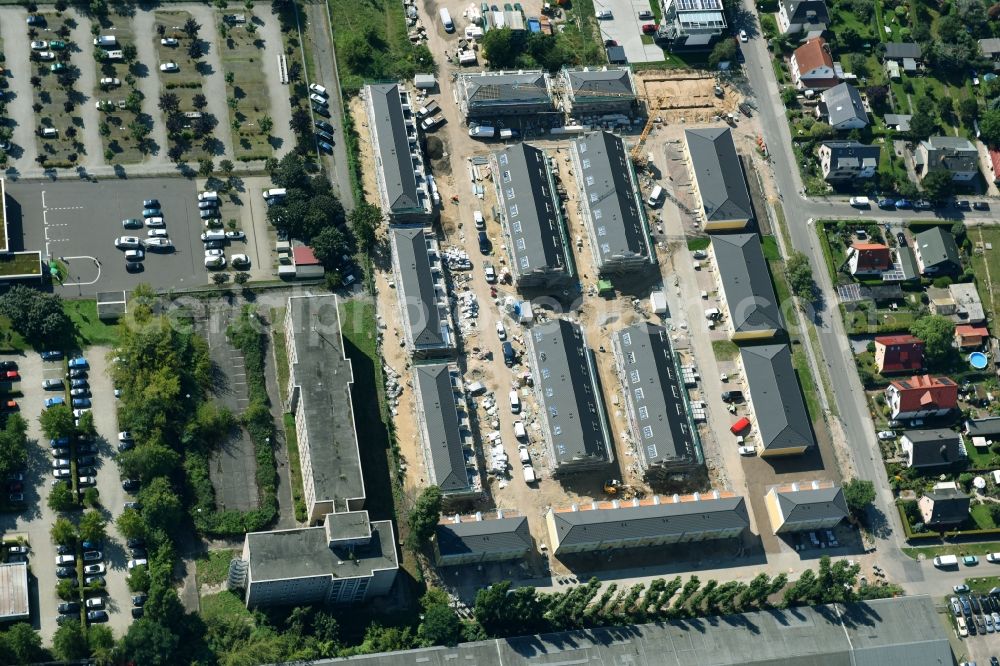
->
3;0;1000;661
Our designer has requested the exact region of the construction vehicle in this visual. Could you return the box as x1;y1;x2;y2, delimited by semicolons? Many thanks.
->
604;479;622;495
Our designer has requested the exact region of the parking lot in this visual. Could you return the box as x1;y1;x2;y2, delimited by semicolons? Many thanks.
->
3;177;270;295
592;0;665;64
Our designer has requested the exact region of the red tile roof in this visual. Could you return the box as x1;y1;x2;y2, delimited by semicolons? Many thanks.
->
851;243;892;272
293;246;320;266
990;149;1000;183
955;324;989;347
874;334;924;373
889;375;958;413
792;37;835;77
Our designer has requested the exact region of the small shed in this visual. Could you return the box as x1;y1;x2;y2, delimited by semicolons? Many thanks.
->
292;246;324;280
650;290;667;315
606;45;627;64
0;562;29;622
414;73;437;90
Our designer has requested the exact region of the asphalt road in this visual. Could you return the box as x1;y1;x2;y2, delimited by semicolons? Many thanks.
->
4;178;207;296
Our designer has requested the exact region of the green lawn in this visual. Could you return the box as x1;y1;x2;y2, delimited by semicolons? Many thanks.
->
216;9;275;161
711;339;739;360
0;253;42;277
972;504;998;530
687;237;710;251
902;542;1000;559
93;13;145;165
0;317;28;353
967;443;1000;470
200;590;253;619
196;549;237;587
966;575;1000;593
970;227;1000;327
761;235;780;261
769;257;824;422
63;300;119;347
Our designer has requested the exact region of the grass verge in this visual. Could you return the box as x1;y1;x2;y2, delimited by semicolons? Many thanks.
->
902;543;1000;559
63;300;119;347
196;549;237;587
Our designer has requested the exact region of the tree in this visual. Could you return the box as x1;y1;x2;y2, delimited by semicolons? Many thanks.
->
117;507;146;541
52;619;89;660
350;202;382;254
259;114;273;136
127;565;151;593
79;510;107;544
51;516;77;545
87;624;115;662
184;16;201;37
117;620;180;666
708;38;738;68
218;159;235;180
418;603;463;647
48;482;76;512
474;582;545;637
847;52;868;76
842;478;876;520
921;169;954;202
406;485;442;551
122;43;138;63
271;152;310;189
158;92;180;115
0;285;72;343
138;477;185;535
198;158;214;177
780;87;797;106
0;414;29;478
980;109;1000;146
0;623;44;664
785;251;816;302
908;112;937;140
958;96;980;127
192;93;208;110
77;410;97;439
909;314;956;366
187;40;203;60
40;404;75;440
310;226;351;268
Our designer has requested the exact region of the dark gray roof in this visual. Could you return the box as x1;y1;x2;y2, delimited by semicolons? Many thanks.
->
966;417;1000;438
822;141;880;170
414;364;474;494
884;42;921;60
564;68;635;100
367;84;424;215
615;323;700;470
494;143;572;281
528;319;612;470
822;83;868;127
247;513;397;583
903;429;964;467
884;114;912;131
391;228;451;351
275;596;952;666
462;71;552;108
435;515;532;559
782;0;829;25
685;127;754;224
571;132;652;270
712;234;784;335
921;136;979;175
774;483;849;525
896;245;920;280
286;294;364;510
606;45;627;63
914;226;961;270
740;344;816;453
549;494;749;548
922;487;970;524
982;37;1000;55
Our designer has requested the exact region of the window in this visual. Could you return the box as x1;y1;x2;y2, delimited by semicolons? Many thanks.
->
634;388;644;400
554;426;562;436
550;406;558;417
502;170;511;183
520;256;529;269
545;386;553;397
510;204;519;217
629;369;640;384
638;405;649;420
579;143;588;153
512;221;522;233
597;226;607;237
516;238;526;250
622;332;632;346
582;159;591;169
557;443;566;454
506;187;515;200
590;193;599;203
594;209;603;220
626;351;635;363
585;176;595;186
643;426;654;439
534;331;543;342
499;154;508;166
541;368;551;379
601;243;610;254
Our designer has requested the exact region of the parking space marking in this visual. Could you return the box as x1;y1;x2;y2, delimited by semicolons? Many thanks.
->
62;256;103;287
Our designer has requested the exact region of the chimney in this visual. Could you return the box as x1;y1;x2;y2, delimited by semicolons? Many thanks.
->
941;444;948;458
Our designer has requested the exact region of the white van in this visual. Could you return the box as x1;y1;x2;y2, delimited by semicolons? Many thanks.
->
440;7;455;32
93;35;117;47
474;210;485;230
509;390;520;414
522;465;537;484
849;196;871;208
198;190;219;202
40;127;58;138
201;230;226;242
263;188;287;202
513;421;526;439
647;185;664;207
518;445;530;464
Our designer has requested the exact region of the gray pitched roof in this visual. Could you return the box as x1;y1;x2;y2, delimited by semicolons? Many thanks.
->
783;0;829;25
615;323;700;470
565;68;635;100
822;83;868;127
571;132;652;270
822;140;880;170
922;487;970;524
462;71;551;108
282;596;953;666
550;494;749;547
367;84;423;214
903;428;964;467
740;344;816;453
884;42;921;60
981;37;1000;56
391;227;450;350
684;127;754;224
712;233;784;335
774;483;849;525
435;515;532;559
494;143;572;280
966;417;1000;438
914;226;961;270
921;136;979;174
884;113;912;131
414;364;472;494
528;319;612;470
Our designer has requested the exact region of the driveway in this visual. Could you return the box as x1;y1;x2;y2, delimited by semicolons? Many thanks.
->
131;11;170;164
185;5;235;159
255;6;296;159
67;12;105;171
0;6;41;169
591;0;663;64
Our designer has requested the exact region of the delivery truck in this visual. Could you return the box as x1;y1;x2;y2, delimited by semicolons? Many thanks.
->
933;554;959;568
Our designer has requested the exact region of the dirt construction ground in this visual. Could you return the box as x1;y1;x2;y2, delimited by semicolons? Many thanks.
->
635;71;742;123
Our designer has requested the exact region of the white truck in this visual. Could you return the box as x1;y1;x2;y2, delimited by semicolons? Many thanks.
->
933;554;959;568
440;7;455;32
522;465;537;484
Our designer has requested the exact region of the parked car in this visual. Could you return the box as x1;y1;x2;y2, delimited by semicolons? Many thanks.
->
119;432;134;442
957;200;972;210
127;558;148;570
159;62;179;72
966;555;981;566
85;597;105;609
309;93;328;106
894;199;912;209
71;398;92;409
69;368;87;379
122;479;140;491
85;575;105;586
131;607;144;619
161;37;179;46
877;199;895;209
55;554;75;566
87;610;109;623
45;396;65;408
975;201;991;211
56;567;76;579
314;120;334;133
309;83;328;96
58;602;80;614
40;350;63;361
914;199;934;210
877;430;896;440
226;230;246;241
84;564;106;575
596;9;612;18
132;593;148;607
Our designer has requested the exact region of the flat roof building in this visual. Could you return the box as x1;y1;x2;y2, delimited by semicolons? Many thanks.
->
389;227;455;357
364;83;433;224
0;562;29;622
457;71;555;120
491;143;575;290
525;318;613;475
434;510;532;566
659;0;727;47
412;363;481;498
236;511;398;608
560;67;637;116
569;132;655;276
283;294;365;523
684;127;754;230
740;344;816;457
545;491;749;555
612;323;703;484
764;480;848;534
711;233;784;340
